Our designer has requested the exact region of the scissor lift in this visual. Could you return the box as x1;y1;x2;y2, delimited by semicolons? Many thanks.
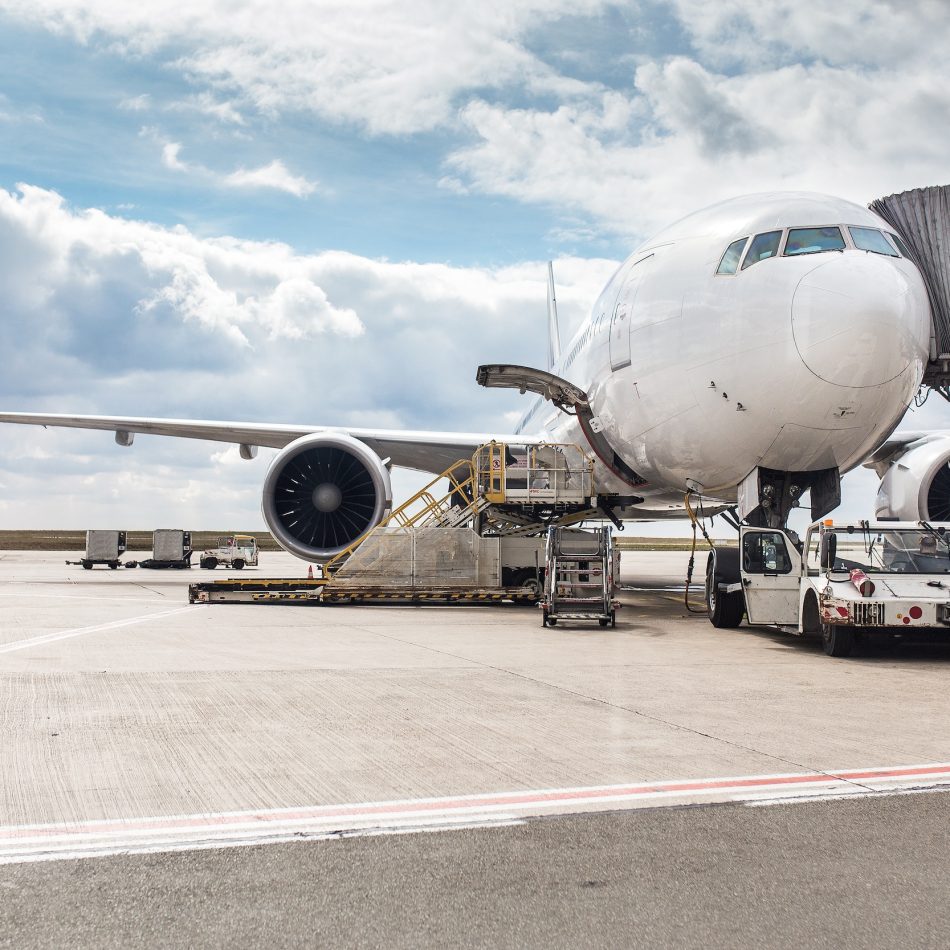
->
189;442;605;607
540;525;618;627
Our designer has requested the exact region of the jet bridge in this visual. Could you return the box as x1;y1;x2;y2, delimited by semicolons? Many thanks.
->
870;185;950;395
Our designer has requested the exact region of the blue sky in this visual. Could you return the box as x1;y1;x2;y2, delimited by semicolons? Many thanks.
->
1;0;949;531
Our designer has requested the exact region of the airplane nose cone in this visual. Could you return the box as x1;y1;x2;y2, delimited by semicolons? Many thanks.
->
791;255;925;387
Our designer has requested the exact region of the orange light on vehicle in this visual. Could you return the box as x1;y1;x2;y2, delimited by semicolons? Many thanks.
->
823;519;834;526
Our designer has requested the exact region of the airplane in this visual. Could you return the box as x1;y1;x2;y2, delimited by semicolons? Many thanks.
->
1;189;946;583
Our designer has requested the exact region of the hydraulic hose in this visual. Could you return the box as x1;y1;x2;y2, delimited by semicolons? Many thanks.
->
684;491;716;614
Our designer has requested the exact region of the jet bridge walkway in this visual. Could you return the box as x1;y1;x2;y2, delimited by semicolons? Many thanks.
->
188;441;606;607
870;185;950;395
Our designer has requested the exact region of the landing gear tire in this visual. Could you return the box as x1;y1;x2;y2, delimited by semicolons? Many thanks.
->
705;561;743;628
821;623;854;657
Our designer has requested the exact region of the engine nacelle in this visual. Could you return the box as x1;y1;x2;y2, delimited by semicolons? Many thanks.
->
262;433;392;561
875;436;950;522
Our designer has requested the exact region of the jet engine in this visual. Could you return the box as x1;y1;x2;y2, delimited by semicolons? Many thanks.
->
875;437;950;522
261;433;392;561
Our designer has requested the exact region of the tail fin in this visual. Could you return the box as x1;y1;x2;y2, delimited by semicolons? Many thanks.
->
547;261;561;370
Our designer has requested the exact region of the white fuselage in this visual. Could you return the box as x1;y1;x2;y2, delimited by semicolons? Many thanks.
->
519;192;931;514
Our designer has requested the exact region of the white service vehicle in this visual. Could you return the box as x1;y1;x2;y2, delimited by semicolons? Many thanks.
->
706;520;950;657
199;535;259;570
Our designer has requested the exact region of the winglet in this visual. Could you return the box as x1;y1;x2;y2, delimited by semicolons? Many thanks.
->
547;261;561;370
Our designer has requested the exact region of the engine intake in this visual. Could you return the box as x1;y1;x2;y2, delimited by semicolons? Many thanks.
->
262;433;392;561
875;436;950;522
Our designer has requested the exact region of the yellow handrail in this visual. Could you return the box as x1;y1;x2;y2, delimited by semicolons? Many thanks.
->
324;458;477;574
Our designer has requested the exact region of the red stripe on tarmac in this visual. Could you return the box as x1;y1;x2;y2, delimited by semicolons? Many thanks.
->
3;762;950;845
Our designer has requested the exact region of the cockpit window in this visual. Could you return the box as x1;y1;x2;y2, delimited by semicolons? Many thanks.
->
784;226;846;256
716;237;748;275
886;231;914;259
741;230;782;270
849;226;899;257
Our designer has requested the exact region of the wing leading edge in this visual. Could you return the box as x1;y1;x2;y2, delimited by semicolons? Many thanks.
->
0;412;546;476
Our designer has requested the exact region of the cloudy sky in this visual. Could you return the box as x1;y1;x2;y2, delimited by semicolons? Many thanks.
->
1;0;949;533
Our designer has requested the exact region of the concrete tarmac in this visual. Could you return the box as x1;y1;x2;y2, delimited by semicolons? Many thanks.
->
1;548;950;946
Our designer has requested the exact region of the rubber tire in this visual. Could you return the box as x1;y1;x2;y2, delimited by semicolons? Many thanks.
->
599;617;609;627
82;562;92;570
547;617;557;626
705;559;744;628
204;558;218;570
522;577;542;601
109;563;118;570
233;559;245;570
822;623;855;657
801;593;821;639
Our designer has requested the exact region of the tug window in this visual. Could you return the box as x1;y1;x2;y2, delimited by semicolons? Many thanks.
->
716;237;748;275
849;226;898;257
784;226;845;256
741;230;782;270
742;531;793;575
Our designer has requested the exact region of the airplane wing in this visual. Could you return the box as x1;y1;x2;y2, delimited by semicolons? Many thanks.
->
0;411;542;475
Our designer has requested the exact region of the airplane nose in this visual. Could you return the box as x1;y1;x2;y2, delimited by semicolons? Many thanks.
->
791;255;926;387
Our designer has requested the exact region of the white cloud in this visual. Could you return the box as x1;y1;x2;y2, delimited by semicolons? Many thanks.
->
223;160;316;197
168;91;245;125
0;184;617;527
448;45;950;241
0;92;44;124
0;0;612;135
119;93;150;112
161;141;189;171
159;141;316;197
672;0;950;70
0;184;363;347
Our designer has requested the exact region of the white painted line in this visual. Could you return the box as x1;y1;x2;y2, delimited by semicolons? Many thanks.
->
1;762;949;864
0;605;201;654
0;592;170;603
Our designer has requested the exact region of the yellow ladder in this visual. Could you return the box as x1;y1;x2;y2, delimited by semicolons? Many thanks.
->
324;459;480;575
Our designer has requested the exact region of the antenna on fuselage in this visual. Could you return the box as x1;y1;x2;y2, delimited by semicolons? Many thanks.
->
547;261;561;370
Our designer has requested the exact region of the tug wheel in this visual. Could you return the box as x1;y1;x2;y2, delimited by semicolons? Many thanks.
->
821;623;855;658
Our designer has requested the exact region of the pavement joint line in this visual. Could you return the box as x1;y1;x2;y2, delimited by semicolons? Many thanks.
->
1;763;949;864
0;592;171;604
346;624;852;783
0;605;201;654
